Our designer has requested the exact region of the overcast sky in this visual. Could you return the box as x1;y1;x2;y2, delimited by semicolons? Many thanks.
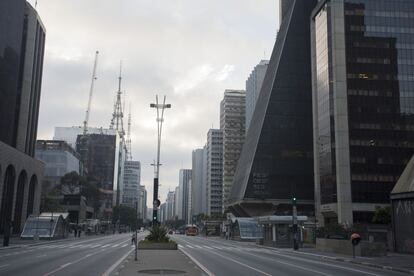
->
30;0;279;206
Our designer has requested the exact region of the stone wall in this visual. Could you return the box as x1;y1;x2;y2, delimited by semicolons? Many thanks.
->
316;238;387;257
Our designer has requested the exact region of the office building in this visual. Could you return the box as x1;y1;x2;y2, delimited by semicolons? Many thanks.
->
174;186;180;219
54;126;116;149
220;90;246;207
228;0;316;217
121;161;140;208
76;133;124;214
179;169;192;223
35;140;81;195
246;60;269;131
0;1;46;234
191;148;207;216
206;129;223;215
165;191;175;221
311;0;414;225
137;185;147;220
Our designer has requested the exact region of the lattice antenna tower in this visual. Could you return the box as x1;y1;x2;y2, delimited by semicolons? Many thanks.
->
126;104;132;160
109;61;125;138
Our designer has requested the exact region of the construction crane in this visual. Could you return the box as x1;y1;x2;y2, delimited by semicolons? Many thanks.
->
83;50;99;135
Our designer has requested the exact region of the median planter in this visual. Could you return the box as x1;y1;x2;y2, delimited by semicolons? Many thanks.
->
138;241;177;250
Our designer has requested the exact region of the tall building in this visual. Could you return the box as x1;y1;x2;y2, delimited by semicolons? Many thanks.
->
174;186;180;219
179;169;192;223
220;90;246;207
35;140;81;195
137;185;147;220
0;1;46;234
191;148;207;216
54;126;116;149
246;60;269;131
311;0;414;225
165;191;175;221
121;161;140;208
228;0;316;217
206;129;223;215
159;203;166;223
76;133;124;215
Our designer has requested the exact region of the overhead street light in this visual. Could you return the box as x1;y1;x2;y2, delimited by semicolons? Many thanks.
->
150;95;171;224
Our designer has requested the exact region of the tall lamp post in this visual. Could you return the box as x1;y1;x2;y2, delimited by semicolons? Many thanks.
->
150;95;171;224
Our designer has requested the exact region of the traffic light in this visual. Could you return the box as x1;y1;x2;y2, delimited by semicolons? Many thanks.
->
292;197;297;205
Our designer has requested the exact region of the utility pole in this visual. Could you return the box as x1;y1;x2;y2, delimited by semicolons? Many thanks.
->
292;197;299;250
150;95;171;224
135;201;138;261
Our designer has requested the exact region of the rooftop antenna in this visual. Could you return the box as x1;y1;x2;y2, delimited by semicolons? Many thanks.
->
109;61;125;138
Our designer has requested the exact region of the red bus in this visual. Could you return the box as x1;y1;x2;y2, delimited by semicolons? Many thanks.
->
185;225;199;236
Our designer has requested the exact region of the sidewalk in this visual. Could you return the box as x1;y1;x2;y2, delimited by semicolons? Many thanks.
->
115;249;206;276
278;247;414;274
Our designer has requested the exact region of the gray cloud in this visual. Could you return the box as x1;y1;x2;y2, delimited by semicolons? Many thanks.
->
32;0;279;205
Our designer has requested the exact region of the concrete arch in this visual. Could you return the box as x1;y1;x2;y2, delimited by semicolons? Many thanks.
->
26;174;37;217
13;170;27;233
0;165;16;234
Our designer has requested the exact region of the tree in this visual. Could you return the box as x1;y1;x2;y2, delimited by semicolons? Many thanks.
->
58;172;101;211
372;206;391;225
112;205;138;230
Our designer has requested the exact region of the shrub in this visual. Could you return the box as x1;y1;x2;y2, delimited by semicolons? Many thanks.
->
145;224;170;243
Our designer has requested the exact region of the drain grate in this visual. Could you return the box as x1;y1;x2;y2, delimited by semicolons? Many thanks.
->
138;269;186;274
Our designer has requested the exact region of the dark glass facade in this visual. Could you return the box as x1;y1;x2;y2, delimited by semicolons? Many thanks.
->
345;0;414;205
0;0;25;147
76;134;117;191
228;0;316;217
313;0;414;223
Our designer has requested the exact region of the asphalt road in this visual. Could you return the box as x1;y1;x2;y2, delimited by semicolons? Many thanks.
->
172;235;407;276
0;232;145;276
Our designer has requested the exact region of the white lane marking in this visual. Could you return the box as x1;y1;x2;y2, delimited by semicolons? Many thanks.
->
193;245;202;249
203;246;213;249
211;246;222;249
101;248;133;276
111;241;125;248
178;244;183;248
121;243;128;248
42;250;105;276
179;248;215;276
198;237;377;276
186;245;194;249
0;264;10;269
36;254;47;258
101;244;111;248
233;249;332;276
207;249;271;276
261;249;381;276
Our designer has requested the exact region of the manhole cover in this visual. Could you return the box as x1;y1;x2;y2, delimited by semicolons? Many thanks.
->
138;269;186;274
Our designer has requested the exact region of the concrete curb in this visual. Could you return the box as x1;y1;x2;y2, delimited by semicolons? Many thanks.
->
270;246;414;275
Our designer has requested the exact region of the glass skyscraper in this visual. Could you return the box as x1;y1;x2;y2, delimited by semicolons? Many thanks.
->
312;0;414;225
228;0;316;217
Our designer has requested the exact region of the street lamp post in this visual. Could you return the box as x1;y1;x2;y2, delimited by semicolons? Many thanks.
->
150;95;171;224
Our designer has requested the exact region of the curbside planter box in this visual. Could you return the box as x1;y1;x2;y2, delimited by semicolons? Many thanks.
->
316;238;387;257
138;241;178;250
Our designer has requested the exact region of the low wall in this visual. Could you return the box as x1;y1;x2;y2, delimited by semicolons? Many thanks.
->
316;238;386;257
138;241;177;250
